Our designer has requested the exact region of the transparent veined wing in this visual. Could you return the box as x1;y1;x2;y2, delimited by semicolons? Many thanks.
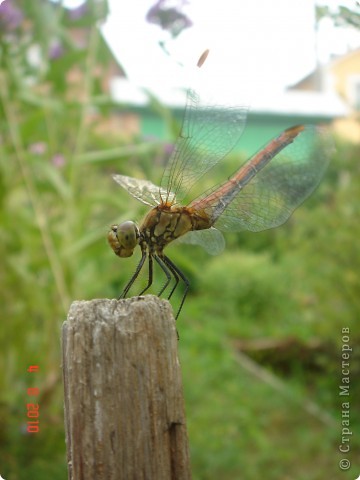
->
172;227;225;255
189;125;333;232
112;174;176;207
160;89;249;204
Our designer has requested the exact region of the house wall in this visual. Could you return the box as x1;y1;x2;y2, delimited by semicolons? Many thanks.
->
330;50;360;143
136;108;334;157
331;50;360;104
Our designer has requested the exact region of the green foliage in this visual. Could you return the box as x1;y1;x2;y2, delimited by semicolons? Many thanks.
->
0;1;159;476
316;2;360;29
1;1;360;478
178;135;360;478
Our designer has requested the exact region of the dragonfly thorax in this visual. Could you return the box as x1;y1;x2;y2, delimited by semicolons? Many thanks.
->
139;205;210;254
108;221;140;258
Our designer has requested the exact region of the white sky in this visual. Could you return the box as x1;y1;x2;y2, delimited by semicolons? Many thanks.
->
105;0;316;93
60;0;360;96
102;0;360;95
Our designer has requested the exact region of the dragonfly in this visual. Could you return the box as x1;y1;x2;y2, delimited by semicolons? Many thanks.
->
108;54;331;319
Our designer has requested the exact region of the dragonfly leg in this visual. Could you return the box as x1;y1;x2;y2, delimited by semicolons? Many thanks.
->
154;254;172;297
163;255;189;320
163;261;179;300
119;249;147;299
138;254;153;296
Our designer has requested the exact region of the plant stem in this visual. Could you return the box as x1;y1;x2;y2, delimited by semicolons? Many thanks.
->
0;70;71;313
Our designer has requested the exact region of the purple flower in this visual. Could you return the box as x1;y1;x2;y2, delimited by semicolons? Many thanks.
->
0;0;23;31
146;0;192;38
29;142;47;155
51;153;65;168
163;142;174;156
68;2;88;21
48;40;64;60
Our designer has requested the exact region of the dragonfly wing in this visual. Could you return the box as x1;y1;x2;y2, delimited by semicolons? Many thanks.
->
160;89;248;204
112;174;176;207
172;227;225;255
192;125;333;232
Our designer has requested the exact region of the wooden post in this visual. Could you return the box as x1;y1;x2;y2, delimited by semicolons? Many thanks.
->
62;295;191;480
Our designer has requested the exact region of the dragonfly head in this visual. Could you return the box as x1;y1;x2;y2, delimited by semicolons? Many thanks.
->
108;221;140;258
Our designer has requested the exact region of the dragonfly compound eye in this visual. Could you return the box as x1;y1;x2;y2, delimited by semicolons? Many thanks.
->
107;221;139;258
117;221;139;248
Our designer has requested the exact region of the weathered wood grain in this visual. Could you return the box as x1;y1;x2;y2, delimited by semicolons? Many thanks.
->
62;295;191;480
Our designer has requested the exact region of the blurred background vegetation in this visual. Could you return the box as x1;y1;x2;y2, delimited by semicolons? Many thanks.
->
0;1;359;479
